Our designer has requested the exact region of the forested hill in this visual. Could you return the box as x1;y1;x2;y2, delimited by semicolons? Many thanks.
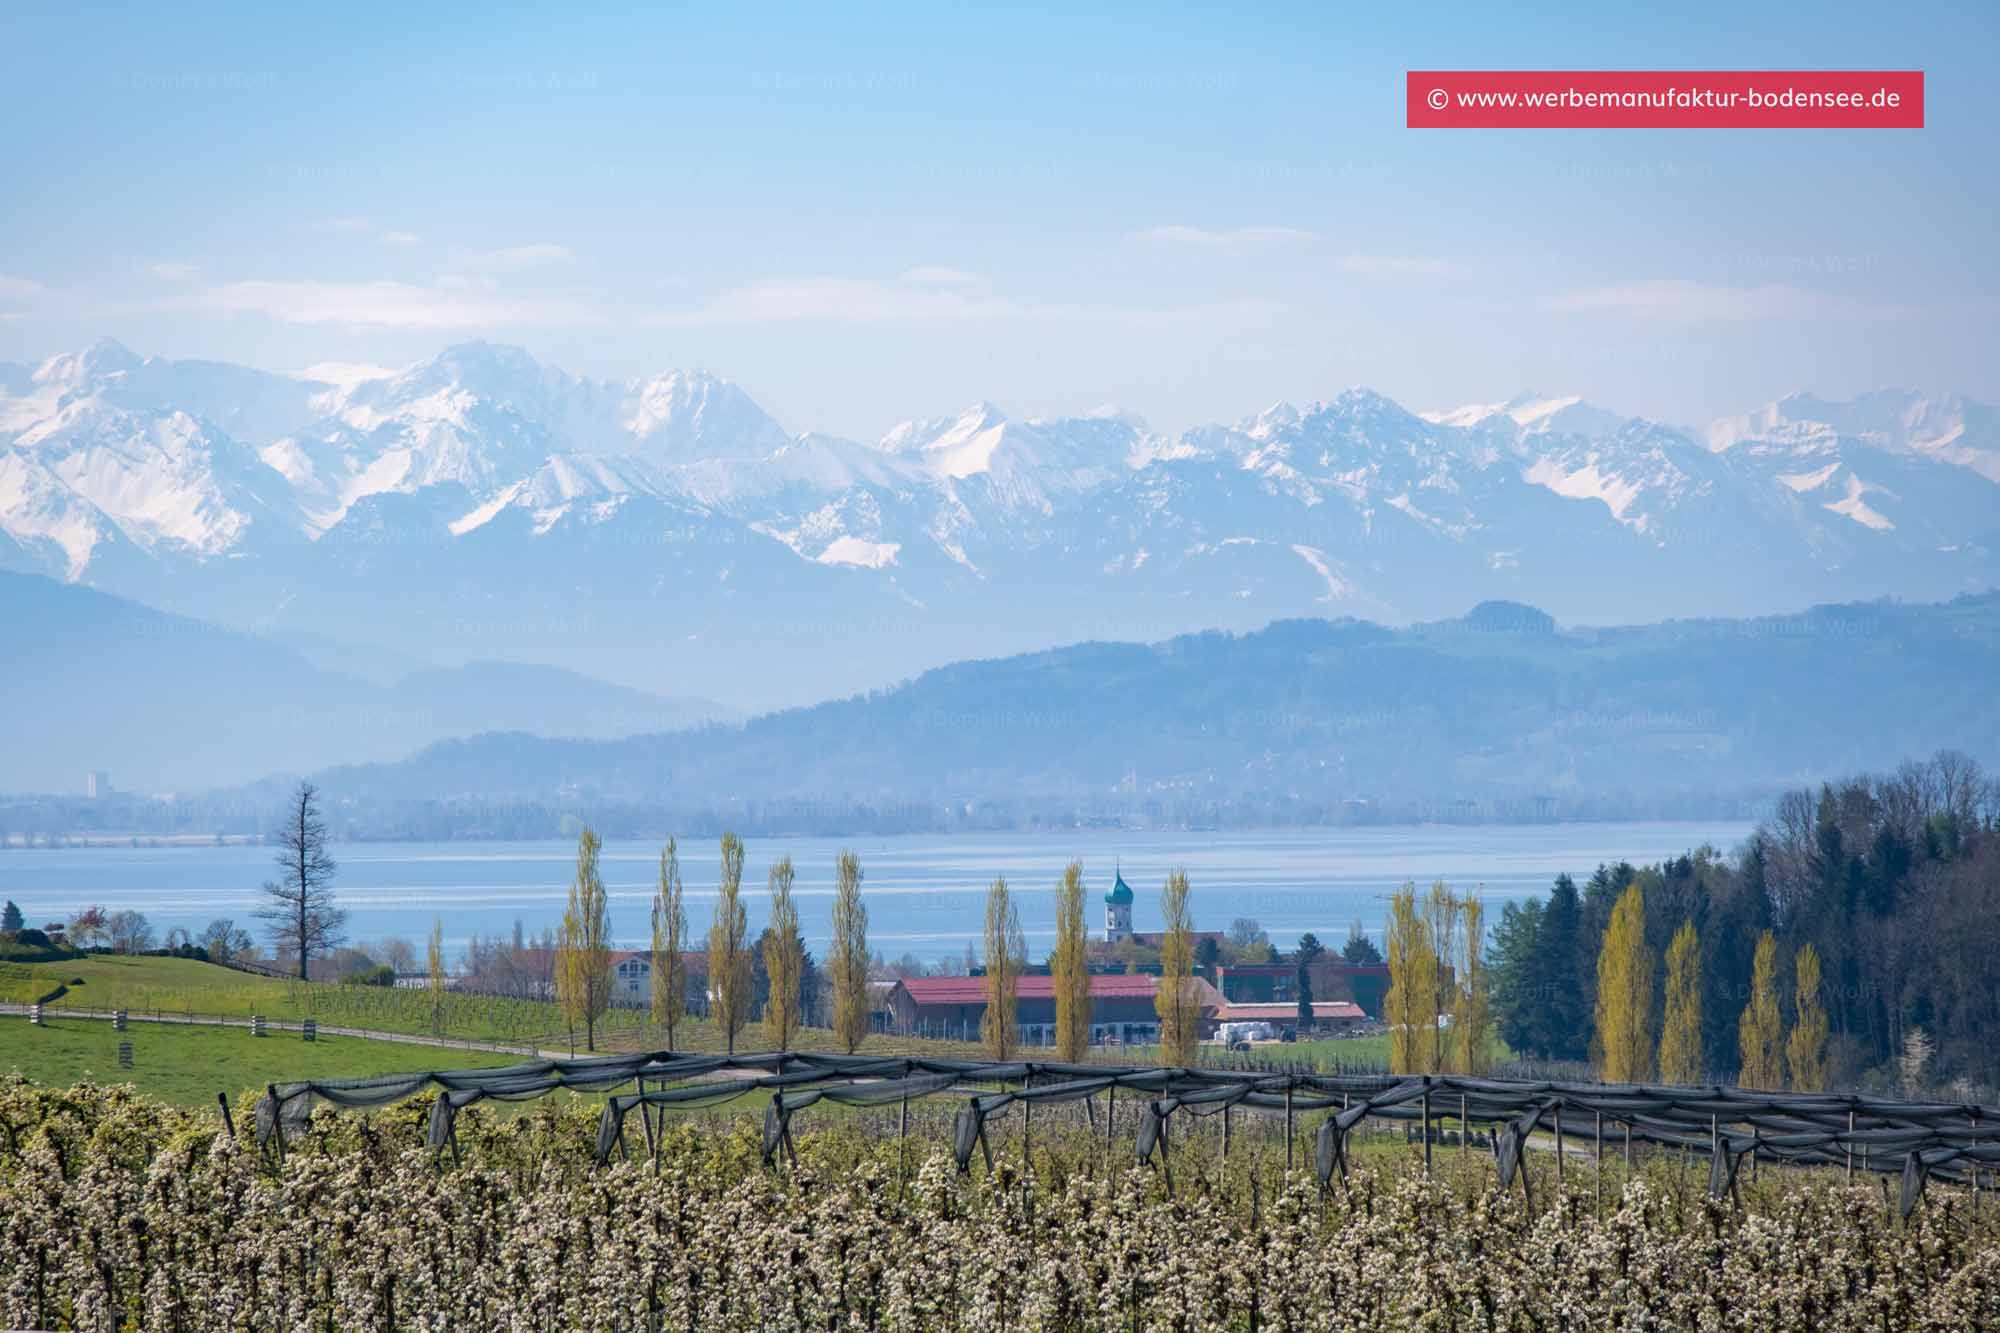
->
313;592;2000;817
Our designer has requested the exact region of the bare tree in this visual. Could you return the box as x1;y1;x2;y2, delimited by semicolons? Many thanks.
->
199;918;253;966
257;782;346;980
106;909;155;955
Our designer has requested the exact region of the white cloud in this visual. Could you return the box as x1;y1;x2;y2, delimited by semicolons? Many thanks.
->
206;279;598;329
1337;254;1455;276
379;230;423;248
1551;279;1896;322
145;261;199;281
898;265;984;288
647;276;1031;326
0;274;46;300
1135;224;1317;251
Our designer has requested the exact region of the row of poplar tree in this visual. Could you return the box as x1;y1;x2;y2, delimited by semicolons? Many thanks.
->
551;835;1216;1067
1380;877;1830;1089
551;829;872;1055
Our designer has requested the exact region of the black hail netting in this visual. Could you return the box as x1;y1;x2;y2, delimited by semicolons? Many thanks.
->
253;1053;2000;1219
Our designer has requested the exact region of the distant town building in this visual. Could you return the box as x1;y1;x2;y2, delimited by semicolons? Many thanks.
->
87;771;112;798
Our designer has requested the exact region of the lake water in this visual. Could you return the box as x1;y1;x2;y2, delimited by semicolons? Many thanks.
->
0;822;1756;963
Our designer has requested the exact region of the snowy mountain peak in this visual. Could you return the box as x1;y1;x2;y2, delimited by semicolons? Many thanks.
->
1422;391;1628;441
33;337;143;388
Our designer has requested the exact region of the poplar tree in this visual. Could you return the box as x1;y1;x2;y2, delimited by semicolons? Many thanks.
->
426;917;446;1036
1657;918;1704;1085
1454;894;1493;1075
1593;884;1653;1082
709;831;751;1054
762;855;804;1051
981;876;1024;1060
1050;860;1093;1062
555;826;613;1052
828;850;870;1054
1737;930;1785;1089
1422;881;1459;1070
1154;868;1201;1066
1786;942;1829;1092
1385;882;1438;1074
651;837;687;1049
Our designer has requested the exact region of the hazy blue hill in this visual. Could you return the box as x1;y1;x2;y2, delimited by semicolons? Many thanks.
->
0;572;730;791
315;592;2000;810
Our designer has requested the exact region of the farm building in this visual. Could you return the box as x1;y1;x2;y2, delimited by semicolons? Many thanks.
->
1213;999;1368;1033
884;972;1227;1046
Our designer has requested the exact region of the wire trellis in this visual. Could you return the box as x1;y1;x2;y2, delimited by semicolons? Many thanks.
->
253;1052;2000;1219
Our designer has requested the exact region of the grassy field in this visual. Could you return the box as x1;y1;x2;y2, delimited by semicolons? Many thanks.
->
0;954;994;1057
0;1015;521;1107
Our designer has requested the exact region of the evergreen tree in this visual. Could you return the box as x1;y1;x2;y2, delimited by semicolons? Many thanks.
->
1657;918;1704;1085
1293;931;1324;1033
1704;839;1772;1075
1786;943;1829;1091
1050;860;1093;1061
981;877;1025;1060
1737;931;1785;1089
1342;919;1383;966
0;900;22;934
1488;898;1545;1056
1593;884;1653;1082
1534;874;1588;1061
828;850;870;1055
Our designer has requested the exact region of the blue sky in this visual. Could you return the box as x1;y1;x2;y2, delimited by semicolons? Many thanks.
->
2;2;1992;438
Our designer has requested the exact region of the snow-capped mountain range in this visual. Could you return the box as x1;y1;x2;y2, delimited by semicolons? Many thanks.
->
3;338;1995;707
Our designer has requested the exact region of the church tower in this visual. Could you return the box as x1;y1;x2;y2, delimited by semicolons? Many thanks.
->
1104;867;1134;943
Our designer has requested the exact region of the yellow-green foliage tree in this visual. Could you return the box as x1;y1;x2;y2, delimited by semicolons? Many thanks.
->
981;876;1025;1060
426;916;446;1036
708;832;751;1054
762;856;804;1051
1385;882;1438;1075
1155;868;1202;1067
1786;943;1829;1092
651;838;688;1050
827;850;870;1055
1050;860;1093;1062
1454;894;1493;1075
556;826;613;1052
1422;882;1459;1069
1593;884;1654;1083
1657;918;1704;1085
1737;930;1785;1089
